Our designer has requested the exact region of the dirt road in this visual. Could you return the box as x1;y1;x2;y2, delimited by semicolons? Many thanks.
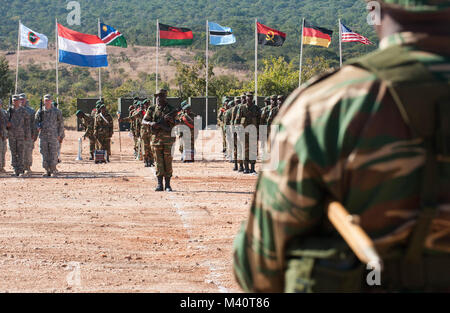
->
0;129;257;292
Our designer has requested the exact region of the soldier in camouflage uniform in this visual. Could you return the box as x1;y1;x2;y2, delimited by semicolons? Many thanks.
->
143;89;177;192
233;0;450;293
19;94;37;175
36;94;64;177
94;104;114;162
76;110;96;160
223;100;235;163
140;99;154;167
6;95;30;176
235;92;261;174
218;97;230;154
177;101;197;163
0;99;7;173
259;97;272;126
232;96;245;172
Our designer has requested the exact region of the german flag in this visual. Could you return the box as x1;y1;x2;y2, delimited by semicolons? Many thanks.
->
257;22;286;47
159;23;193;46
303;21;333;48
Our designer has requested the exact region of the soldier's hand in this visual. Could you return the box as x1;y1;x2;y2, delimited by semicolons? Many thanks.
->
6;122;11;129
58;137;63;144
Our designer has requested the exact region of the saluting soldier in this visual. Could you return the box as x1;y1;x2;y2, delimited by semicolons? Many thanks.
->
36;94;64;177
234;0;450;292
94;104;114;162
7;95;30;177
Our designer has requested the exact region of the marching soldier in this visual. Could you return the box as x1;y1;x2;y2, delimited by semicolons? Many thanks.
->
19;94;37;175
142;89;177;192
7;95;30;177
235;92;261;174
0;99;7;173
94;104;114;162
36;94;64;177
76;110;96;160
234;0;450;292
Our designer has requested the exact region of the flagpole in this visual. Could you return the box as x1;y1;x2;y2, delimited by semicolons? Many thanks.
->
55;18;59;104
156;19;159;93
98;18;102;100
15;20;21;94
206;20;209;130
339;19;343;67
254;18;258;106
299;18;305;87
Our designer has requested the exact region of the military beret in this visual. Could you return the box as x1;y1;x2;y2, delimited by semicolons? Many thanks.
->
181;100;188;107
228;100;235;107
182;103;191;111
142;99;151;105
43;94;53;101
99;104;106;109
277;95;284;99
367;0;450;11
96;100;103;106
76;110;84;116
264;97;270;101
246;92;254;97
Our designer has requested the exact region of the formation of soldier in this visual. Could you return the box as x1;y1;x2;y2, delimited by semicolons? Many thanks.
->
0;93;64;177
76;100;114;162
218;92;285;174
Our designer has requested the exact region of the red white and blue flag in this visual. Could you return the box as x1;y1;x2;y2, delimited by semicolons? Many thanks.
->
340;22;373;45
58;24;108;68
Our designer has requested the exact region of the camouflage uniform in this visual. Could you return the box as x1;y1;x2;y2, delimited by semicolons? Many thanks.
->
231;100;244;170
233;30;450;292
36;106;64;174
8;106;30;175
79;114;96;157
0;107;7;171
23;103;37;171
178;109;197;162
94;109;114;158
140;104;154;166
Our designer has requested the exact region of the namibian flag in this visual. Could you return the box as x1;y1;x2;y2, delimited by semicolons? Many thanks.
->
257;22;286;47
100;23;127;48
159;23;193;46
58;24;107;68
303;21;333;48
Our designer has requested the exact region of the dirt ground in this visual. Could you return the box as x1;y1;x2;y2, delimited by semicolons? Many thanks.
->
0;129;258;293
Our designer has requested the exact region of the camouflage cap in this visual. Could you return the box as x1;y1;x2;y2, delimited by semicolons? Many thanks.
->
368;0;450;12
155;89;168;97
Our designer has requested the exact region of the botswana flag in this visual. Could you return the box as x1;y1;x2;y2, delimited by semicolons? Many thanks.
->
159;23;193;46
257;22;286;47
303;21;333;48
209;22;236;45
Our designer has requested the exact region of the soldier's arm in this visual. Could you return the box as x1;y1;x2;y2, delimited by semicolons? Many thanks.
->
57;110;65;139
24;110;31;140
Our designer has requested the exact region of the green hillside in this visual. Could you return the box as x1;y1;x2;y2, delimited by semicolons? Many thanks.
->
1;0;377;68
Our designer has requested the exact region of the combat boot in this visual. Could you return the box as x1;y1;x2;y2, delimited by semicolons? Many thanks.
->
165;177;173;192
238;163;244;173
106;155;110;163
149;160;154;167
250;163;257;175
155;176;164;192
244;162;250;174
89;153;94;160
233;160;238;171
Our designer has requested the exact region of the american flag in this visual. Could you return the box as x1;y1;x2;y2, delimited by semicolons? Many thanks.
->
340;22;373;45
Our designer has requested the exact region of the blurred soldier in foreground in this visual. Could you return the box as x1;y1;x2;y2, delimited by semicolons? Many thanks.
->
0;99;7;173
76;110;96;160
143;89;177;192
19;94;37;175
94;104;114;162
36;94;64;177
7;95;30;177
234;0;450;292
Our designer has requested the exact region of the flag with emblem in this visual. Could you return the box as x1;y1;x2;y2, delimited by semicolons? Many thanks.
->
100;23;128;48
257;22;286;47
19;23;48;49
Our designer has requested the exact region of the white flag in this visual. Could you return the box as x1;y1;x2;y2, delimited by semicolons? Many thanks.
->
20;23;48;49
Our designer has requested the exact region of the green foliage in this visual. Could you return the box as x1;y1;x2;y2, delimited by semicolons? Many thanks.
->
0;56;13;104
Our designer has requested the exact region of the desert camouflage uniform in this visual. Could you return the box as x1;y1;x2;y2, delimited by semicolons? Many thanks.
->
23;104;37;171
8;106;30;174
94;111;113;157
0;108;8;171
233;32;450;292
36;107;64;173
235;100;261;165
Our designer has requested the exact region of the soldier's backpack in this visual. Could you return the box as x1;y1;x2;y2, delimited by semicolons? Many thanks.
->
94;150;107;164
285;45;450;292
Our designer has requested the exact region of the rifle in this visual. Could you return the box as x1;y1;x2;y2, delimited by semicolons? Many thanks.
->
327;202;383;269
37;98;43;128
6;94;12;129
154;105;179;132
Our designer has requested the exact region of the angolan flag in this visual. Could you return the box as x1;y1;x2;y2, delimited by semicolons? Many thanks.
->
257;22;286;47
100;23;127;48
159;23;193;46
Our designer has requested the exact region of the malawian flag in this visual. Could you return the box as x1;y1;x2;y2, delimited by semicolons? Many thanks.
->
19;23;48;49
100;23;128;48
159;23;193;46
58;24;108;68
208;22;236;46
303;21;333;48
257;22;286;47
340;22;373;45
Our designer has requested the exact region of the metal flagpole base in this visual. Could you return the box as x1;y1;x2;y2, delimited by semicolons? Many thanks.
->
75;137;83;161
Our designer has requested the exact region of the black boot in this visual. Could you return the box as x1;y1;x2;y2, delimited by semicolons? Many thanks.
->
89;153;94;160
233;160;238;171
149;160;154;167
144;159;149;167
165;177;172;192
250;163;257;174
106;155;110;163
238;163;244;173
244;162;250;174
155;176;164;192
